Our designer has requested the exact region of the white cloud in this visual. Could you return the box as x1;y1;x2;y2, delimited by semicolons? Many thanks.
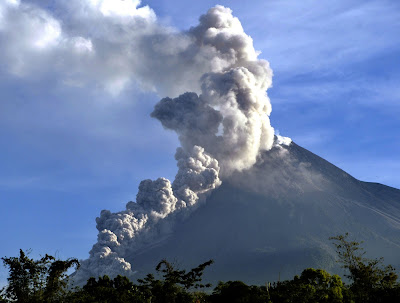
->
0;1;267;96
88;0;154;18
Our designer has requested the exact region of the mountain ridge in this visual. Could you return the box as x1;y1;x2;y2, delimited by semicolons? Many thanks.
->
123;141;400;285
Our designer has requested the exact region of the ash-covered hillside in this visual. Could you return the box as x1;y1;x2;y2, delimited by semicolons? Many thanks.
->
124;141;400;285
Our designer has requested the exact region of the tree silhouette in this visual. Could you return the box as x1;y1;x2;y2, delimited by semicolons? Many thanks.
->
1;249;79;302
330;233;400;302
137;259;214;303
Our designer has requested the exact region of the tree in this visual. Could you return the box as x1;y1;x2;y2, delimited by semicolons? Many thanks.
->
44;258;81;301
269;268;345;303
210;281;271;303
68;274;144;303
137;259;214;303
1;249;79;303
330;233;400;303
56;258;214;303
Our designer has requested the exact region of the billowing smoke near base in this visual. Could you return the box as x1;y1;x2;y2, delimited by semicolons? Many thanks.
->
75;145;221;281
0;1;289;282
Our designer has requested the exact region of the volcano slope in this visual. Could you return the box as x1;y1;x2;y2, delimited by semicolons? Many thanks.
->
126;141;400;285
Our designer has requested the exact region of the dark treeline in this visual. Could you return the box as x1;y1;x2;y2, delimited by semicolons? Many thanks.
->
1;233;399;303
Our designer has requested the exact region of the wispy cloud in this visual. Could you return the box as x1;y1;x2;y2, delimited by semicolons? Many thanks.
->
244;0;400;73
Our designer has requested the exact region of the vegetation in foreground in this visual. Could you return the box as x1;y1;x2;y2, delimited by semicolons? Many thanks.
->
1;233;399;302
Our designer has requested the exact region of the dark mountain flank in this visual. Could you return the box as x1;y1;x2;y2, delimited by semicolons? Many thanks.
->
127;142;400;285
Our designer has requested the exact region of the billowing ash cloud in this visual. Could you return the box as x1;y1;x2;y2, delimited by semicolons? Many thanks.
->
152;62;274;175
0;1;287;282
75;145;221;282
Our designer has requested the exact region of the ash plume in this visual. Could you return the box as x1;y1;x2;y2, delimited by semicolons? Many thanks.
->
0;1;287;282
73;5;282;283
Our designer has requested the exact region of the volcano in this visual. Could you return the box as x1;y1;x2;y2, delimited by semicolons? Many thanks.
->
120;141;400;285
65;7;400;285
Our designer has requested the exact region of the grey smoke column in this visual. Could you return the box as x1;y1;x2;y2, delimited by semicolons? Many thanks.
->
152;62;275;175
74;5;282;283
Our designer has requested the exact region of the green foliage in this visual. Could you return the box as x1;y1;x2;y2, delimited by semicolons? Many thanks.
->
2;236;400;303
330;233;400;303
269;268;345;303
1;249;79;303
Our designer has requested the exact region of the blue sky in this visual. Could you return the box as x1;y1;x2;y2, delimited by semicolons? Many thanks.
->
0;0;399;285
